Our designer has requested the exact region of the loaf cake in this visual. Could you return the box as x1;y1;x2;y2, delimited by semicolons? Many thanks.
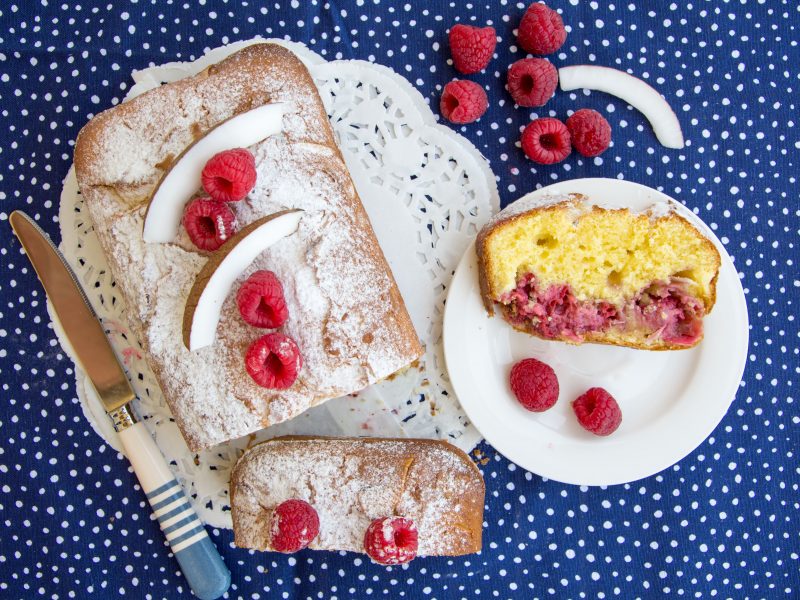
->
477;194;721;349
230;436;485;557
73;43;423;451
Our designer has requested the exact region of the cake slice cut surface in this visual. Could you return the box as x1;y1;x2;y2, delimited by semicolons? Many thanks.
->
476;194;721;350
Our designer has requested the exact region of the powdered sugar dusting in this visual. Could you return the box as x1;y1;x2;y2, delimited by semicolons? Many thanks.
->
102;207;266;445
231;438;484;556
487;189;676;228
78;44;332;188
381;518;396;541
485;192;580;228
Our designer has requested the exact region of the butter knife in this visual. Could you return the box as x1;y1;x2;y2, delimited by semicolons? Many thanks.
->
9;210;231;600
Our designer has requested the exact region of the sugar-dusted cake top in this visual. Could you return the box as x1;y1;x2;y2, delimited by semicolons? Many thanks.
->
74;43;422;450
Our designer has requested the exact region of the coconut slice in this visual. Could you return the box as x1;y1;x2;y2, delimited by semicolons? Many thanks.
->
182;209;303;351
558;65;684;149
143;102;286;243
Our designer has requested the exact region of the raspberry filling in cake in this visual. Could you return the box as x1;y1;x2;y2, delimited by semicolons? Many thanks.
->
499;273;704;346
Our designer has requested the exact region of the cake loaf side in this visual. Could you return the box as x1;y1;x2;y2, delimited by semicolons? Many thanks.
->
73;43;423;450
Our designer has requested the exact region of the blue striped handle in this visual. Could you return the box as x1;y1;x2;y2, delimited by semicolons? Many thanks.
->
120;421;230;599
147;479;231;599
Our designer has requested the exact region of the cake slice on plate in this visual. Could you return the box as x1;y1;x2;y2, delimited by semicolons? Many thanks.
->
476;193;720;349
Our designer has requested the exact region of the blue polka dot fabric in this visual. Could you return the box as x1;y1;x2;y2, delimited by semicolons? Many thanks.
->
1;2;798;598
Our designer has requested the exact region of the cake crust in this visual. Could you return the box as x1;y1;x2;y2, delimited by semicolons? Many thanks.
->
73;43;423;450
476;194;721;351
229;436;485;556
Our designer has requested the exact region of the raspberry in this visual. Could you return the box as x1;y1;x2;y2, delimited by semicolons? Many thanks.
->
449;24;497;74
182;197;237;251
566;109;612;157
507;58;558;107
245;332;302;389
572;387;622;436
517;3;567;55
363;517;419;565
521;118;571;164
237;270;289;329
201;148;257;202
509;358;559;412
269;499;320;553
440;80;488;124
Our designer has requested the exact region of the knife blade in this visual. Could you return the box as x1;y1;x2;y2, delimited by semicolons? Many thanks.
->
9;210;231;600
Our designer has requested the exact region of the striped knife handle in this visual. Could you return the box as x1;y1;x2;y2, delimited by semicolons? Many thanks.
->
118;421;231;599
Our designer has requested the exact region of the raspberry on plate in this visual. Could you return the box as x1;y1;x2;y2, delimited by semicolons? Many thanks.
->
245;332;303;389
566;108;612;157
440;80;489;124
237;270;289;328
507;58;558;107
201;147;257;202
270;499;320;553
449;24;497;74
182;197;237;251
517;3;567;55
572;387;622;436
520;117;572;164
509;358;559;412
364;516;419;565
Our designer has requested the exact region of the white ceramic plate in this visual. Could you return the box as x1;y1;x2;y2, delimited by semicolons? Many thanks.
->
443;178;749;486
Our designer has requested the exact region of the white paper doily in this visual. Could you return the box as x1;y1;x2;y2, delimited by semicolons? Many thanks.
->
58;39;499;529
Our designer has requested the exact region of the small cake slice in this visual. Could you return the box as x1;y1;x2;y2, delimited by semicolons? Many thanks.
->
73;44;423;451
476;194;721;350
230;436;485;558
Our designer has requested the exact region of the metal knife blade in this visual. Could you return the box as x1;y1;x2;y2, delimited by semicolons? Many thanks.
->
9;210;134;412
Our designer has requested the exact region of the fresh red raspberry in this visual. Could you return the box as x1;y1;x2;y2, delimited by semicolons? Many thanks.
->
507;58;558;107
182;197;237;251
363;517;419;565
517;3;567;55
566;109;612;157
245;332;302;389
269;499;320;553
201;148;257;202
449;24;497;74
237;270;289;329
509;358;559;412
572;387;622;436
520;118;571;164
440;80;488;124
